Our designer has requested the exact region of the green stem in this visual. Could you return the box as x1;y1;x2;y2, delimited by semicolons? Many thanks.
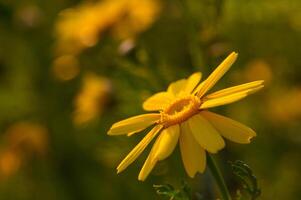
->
207;154;232;200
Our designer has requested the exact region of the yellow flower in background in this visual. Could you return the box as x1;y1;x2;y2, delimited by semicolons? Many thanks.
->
108;52;264;181
73;73;111;125
5;122;48;156
0;122;48;179
0;150;21;179
55;0;161;55
52;55;80;81
111;0;161;39
53;0;160;81
267;88;301;123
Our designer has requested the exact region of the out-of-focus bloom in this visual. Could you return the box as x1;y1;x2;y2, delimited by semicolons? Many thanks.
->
0;122;48;179
244;59;272;85
15;5;42;28
73;73;111;125
5;122;48;156
0;150;21;178
108;52;264;181
290;12;301;31
52;55;80;81
267;88;301;123
55;0;161;55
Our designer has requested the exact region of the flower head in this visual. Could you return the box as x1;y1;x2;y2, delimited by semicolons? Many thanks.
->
54;0;161;55
108;52;264;181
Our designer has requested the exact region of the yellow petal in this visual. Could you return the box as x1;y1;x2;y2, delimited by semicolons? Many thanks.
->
138;125;180;181
201;111;256;144
200;85;263;109
138;132;161;181
117;125;163;173
192;81;204;95
196;52;238;97
206;80;264;99
108;113;161;135
180;122;206;177
201;93;246;109
138;146;157;181
127;128;145;137
152;125;180;161
184;72;202;94
188;114;225;153
143;92;174;111
167;79;187;97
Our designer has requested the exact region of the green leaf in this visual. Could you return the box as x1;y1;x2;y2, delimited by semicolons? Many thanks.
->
153;181;192;200
229;160;261;200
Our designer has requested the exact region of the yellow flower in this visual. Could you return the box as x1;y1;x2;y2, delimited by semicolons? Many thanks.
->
73;73;111;125
54;0;161;55
0;122;48;179
108;52;264;181
52;55;80;81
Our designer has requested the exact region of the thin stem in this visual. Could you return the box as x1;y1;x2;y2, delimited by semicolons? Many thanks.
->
207;153;232;200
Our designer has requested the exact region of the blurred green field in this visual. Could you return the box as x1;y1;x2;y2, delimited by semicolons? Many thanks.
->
0;0;301;199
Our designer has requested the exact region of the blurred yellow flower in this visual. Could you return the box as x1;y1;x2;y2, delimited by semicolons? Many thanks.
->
267;88;301;123
0;122;48;179
73;73;111;125
108;52;264;181
5;122;48;156
52;55;80;81
55;0;161;55
0;150;21;179
244;59;272;85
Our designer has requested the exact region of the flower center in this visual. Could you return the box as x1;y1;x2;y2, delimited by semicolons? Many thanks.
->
160;95;201;127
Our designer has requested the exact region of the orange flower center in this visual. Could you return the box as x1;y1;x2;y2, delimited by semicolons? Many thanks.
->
160;95;201;127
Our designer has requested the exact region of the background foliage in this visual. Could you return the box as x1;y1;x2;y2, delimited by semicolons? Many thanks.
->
0;0;301;199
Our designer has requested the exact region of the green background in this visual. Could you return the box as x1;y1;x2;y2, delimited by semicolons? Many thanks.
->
0;0;300;199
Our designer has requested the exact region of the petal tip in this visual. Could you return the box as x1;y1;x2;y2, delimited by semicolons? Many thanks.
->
107;129;113;135
187;172;196;178
142;103;149;111
107;128;120;136
137;171;148;182
247;135;256;143
231;51;238;56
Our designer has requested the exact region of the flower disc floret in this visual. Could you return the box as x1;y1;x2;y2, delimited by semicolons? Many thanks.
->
160;95;201;127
